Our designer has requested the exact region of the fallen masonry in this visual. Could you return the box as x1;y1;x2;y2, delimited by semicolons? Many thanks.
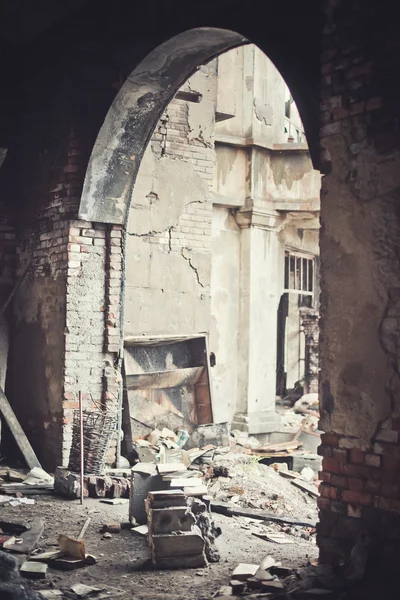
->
145;490;221;568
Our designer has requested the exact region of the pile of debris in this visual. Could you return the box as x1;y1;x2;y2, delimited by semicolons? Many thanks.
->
145;490;221;568
128;424;230;568
0;516;96;580
133;424;228;465
216;538;373;600
0;467;54;505
205;454;318;522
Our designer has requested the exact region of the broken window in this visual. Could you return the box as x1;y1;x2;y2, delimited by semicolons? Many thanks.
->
284;251;315;307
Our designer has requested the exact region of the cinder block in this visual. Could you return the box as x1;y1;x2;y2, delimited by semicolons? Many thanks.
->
148;507;195;534
150;531;205;558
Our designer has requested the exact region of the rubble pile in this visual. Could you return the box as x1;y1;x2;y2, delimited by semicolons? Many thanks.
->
206;454;318;522
217;543;375;600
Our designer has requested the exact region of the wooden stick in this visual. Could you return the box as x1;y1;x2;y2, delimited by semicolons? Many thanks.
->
0;259;32;319
0;385;41;469
78;517;91;539
79;391;84;505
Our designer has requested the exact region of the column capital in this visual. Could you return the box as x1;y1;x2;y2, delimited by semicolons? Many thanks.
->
236;206;286;231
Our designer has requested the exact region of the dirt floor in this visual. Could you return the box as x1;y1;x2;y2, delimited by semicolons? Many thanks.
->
0;494;318;600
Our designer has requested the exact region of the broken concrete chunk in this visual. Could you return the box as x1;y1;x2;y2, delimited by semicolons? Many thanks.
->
232;563;259;580
131;462;157;476
37;591;63;599
230;580;245;593
150;531;205;558
20;560;48;579
157;462;187;475
71;583;102;597
100;522;121;534
216;586;233;597
148;507;195;534
153;553;207;569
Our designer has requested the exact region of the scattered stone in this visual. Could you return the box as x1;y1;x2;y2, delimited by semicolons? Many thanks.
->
70;583;102;597
100;522;121;534
102;532;112;539
216;586;233;596
301;467;315;482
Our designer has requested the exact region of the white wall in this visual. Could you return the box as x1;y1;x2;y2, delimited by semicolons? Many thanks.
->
209;207;241;423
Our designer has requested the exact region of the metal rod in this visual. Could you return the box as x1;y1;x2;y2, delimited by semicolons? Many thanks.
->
79;391;84;505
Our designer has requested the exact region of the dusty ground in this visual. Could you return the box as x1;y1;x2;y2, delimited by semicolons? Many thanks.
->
0;494;318;600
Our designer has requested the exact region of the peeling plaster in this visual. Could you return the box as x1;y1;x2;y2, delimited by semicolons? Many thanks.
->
253;97;273;126
79;28;247;224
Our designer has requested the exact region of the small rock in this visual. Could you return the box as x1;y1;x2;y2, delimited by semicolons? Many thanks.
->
102;532;112;539
301;467;315;482
216;585;233;596
101;522;121;534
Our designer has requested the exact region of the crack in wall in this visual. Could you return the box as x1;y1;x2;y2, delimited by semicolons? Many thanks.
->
181;247;207;288
127;199;206;238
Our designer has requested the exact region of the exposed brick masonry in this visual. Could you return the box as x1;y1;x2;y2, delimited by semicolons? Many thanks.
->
300;308;319;394
148;97;214;255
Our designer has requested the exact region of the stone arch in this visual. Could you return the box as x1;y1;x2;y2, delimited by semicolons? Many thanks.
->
78;27;317;225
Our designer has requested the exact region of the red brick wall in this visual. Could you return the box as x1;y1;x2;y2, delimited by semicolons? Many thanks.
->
318;0;400;568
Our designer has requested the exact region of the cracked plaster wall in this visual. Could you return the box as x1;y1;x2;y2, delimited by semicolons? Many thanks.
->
125;66;216;337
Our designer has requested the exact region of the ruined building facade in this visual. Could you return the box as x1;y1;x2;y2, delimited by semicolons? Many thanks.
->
1;0;400;572
124;45;320;438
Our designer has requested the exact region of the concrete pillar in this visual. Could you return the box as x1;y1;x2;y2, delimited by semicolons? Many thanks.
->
232;209;283;434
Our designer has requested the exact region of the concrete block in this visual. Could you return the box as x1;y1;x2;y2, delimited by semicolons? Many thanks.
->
130;472;167;525
292;454;322;475
153;553;207;569
148;507;195;534
150;531;205;558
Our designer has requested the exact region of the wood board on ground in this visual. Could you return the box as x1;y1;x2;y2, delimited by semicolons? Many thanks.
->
211;500;316;527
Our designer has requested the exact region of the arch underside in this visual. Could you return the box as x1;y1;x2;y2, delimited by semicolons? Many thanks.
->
78;27;318;226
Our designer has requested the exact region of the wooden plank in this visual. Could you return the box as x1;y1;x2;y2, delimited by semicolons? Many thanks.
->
0;385;42;469
257;440;301;453
6;518;44;554
157;463;187;475
291;479;319;498
210;501;316;527
125;367;204;391
252;531;294;545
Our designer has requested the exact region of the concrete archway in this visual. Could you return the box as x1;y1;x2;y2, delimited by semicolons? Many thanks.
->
78;27;318;226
